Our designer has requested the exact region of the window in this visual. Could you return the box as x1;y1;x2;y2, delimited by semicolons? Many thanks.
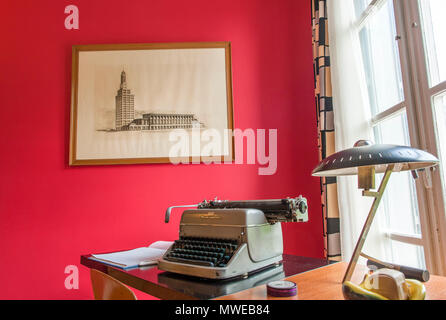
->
419;0;446;87
358;0;404;116
352;0;446;274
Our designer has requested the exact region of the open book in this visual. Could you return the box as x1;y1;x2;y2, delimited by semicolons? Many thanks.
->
89;241;173;269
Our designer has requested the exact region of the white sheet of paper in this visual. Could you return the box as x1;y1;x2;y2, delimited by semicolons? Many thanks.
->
90;241;173;269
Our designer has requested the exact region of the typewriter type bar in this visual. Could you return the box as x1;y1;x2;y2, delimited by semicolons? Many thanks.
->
165;196;308;224
199;197;308;223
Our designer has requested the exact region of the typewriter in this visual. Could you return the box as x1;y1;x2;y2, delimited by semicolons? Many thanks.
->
158;196;308;280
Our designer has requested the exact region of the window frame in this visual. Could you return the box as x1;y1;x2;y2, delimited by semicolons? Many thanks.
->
398;0;446;275
353;0;446;275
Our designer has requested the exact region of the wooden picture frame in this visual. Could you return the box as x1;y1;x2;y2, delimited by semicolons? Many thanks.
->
69;42;234;166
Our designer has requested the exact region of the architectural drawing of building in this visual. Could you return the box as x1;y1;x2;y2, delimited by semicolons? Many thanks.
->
115;71;202;131
115;70;135;129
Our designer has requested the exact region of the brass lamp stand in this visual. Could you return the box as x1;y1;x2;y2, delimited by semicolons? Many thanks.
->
342;164;393;283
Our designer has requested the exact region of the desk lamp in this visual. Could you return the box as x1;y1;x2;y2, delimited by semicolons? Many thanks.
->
312;140;439;285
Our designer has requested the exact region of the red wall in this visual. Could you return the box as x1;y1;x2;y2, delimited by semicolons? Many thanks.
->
0;0;323;299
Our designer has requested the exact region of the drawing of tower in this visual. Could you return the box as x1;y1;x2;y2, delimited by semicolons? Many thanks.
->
115;70;135;129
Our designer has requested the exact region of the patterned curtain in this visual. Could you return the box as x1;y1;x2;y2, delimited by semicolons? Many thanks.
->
311;0;341;261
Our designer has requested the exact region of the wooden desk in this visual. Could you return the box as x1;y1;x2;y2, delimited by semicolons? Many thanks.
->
217;262;446;300
81;254;329;300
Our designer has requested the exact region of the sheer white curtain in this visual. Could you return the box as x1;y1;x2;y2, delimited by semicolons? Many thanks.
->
327;0;390;263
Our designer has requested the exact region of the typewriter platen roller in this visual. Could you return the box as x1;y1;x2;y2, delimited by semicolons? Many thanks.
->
158;196;308;280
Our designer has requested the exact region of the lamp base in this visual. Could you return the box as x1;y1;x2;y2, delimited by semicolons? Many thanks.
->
342;269;426;300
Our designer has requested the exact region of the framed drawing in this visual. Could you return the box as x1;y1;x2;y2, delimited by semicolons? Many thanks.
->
69;42;234;165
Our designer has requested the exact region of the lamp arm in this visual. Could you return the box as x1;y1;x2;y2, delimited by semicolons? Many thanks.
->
342;164;395;283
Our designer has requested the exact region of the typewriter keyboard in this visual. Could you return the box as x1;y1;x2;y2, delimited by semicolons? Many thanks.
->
164;237;239;268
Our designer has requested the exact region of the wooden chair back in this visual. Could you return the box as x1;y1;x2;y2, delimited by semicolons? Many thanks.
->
90;269;137;300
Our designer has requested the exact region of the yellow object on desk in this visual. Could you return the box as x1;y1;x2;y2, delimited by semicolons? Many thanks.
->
342;268;426;300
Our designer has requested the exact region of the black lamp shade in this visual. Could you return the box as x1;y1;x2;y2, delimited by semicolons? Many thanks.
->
312;143;439;177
